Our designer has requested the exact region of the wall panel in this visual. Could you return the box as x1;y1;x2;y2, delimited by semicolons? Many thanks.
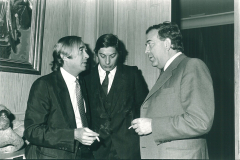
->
113;0;171;89
98;0;114;36
82;0;98;53
42;0;71;75
70;0;98;61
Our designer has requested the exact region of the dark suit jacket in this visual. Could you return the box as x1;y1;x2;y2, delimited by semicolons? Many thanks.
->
84;64;148;159
140;54;215;159
24;71;90;159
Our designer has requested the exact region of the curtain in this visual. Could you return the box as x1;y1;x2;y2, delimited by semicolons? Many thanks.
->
182;24;234;160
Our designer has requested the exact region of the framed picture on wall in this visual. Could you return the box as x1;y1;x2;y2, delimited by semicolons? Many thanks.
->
0;0;46;75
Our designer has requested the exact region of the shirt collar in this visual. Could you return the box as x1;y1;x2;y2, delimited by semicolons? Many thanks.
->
164;52;182;71
98;64;117;77
60;67;77;83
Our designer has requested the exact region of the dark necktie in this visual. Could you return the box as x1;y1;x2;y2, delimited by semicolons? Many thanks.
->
102;71;110;95
75;79;88;127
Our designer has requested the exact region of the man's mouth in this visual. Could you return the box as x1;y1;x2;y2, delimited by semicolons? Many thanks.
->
149;57;154;62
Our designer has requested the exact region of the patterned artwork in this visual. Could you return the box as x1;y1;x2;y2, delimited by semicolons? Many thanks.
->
0;0;32;61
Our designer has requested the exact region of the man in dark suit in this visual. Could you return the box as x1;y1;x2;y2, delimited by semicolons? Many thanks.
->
84;34;148;159
131;22;215;159
24;36;99;159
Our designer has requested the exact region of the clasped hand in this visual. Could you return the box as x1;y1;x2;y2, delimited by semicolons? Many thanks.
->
131;118;152;135
74;128;99;145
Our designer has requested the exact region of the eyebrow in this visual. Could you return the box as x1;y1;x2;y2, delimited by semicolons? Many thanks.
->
99;53;116;56
145;40;153;45
110;53;116;56
79;46;86;50
146;40;153;43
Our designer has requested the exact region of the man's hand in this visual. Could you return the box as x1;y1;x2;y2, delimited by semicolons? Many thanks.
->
131;118;152;135
74;128;99;145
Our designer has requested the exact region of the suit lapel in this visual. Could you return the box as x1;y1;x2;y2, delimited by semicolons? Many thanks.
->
56;71;77;128
108;64;126;114
92;65;126;115
142;54;187;105
91;66;108;116
78;76;88;109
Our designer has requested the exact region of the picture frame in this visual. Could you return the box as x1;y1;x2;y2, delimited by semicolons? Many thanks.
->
0;0;46;75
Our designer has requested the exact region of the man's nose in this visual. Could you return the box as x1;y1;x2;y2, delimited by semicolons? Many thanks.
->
145;46;150;54
83;50;89;59
105;56;110;64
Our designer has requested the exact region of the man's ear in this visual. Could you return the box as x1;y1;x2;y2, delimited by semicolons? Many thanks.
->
164;38;171;50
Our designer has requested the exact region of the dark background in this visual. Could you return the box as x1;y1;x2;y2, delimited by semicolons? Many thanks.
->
182;24;234;160
172;1;234;159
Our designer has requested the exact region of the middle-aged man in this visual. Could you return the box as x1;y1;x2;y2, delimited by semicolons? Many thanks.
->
131;22;215;159
84;34;148;159
24;36;99;159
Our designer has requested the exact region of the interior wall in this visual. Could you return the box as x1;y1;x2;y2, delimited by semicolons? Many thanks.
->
114;0;171;89
0;0;97;120
98;0;114;36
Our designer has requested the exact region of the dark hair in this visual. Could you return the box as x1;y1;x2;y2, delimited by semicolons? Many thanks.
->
146;21;184;52
51;36;82;71
94;34;122;55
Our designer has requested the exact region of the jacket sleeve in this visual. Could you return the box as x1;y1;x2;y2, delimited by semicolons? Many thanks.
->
24;78;75;152
152;59;215;142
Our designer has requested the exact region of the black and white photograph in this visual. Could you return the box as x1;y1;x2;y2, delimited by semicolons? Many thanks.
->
0;0;237;159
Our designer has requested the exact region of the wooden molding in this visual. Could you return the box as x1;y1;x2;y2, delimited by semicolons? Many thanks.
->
181;11;234;29
235;0;240;158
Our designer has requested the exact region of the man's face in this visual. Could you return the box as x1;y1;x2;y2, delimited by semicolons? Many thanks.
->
145;29;168;69
63;42;89;74
97;47;119;71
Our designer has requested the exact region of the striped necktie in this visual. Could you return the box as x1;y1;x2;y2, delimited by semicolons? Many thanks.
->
75;79;88;127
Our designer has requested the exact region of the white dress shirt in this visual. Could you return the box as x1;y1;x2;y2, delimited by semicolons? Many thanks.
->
60;67;85;128
98;64;117;94
164;52;182;71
